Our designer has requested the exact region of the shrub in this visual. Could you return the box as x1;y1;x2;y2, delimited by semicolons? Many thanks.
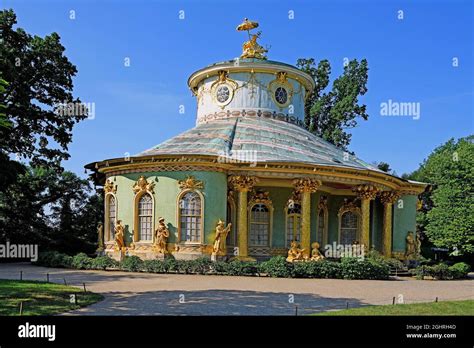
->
91;256;118;270
120;255;143;272
71;253;94;270
143;259;167;273
341;257;390;280
384;258;405;270
317;260;344;279
186;257;213;274
259;256;294;278
223;260;258;276
449;262;471;279
36;251;72;268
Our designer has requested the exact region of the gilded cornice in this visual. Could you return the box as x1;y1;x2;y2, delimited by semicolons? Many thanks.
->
292;178;321;193
352;183;379;200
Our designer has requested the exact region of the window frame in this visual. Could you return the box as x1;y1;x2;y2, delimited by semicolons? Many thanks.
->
248;202;273;248
177;189;204;245
337;203;361;245
133;190;155;244
104;192;117;243
285;202;302;247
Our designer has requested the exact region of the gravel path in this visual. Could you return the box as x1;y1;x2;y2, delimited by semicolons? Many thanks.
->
1;263;473;315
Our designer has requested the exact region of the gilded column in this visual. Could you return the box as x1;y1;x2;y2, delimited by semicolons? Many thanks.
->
293;178;321;258
228;175;258;259
353;184;379;250
380;191;400;257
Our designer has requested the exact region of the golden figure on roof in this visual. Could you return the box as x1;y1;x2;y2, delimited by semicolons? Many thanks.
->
237;18;268;60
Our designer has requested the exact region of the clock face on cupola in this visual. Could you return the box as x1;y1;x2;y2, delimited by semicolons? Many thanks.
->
187;18;315;128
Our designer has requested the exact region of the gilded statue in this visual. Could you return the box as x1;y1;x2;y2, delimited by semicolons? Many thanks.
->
212;220;232;257
114;220;125;251
97;223;104;251
415;234;422;256
310;242;325;261
286;241;305;262
236;18;268;60
154;217;169;253
405;231;416;259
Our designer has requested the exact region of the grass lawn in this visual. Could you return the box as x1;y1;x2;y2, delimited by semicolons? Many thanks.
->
0;279;103;315
315;300;474;316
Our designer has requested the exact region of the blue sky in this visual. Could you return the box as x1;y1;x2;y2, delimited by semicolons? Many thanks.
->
5;0;473;177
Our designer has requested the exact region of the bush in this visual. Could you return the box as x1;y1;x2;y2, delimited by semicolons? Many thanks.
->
120;256;143;272
143;259;167;273
223;260;258;276
71;253;94;270
411;262;471;280
186;257;213;274
91;256;118;270
449;262;471;279
36;251;72;268
259;256;294;278
341;257;390;280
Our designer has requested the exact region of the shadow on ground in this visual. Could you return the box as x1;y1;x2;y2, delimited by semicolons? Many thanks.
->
67;289;365;316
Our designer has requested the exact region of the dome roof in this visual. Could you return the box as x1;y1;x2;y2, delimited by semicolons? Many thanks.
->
138;115;382;172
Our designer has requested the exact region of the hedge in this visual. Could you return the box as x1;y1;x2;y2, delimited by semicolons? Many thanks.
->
410;262;471;280
37;251;474;281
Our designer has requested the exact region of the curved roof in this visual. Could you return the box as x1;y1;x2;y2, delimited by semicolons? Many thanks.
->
138;116;382;172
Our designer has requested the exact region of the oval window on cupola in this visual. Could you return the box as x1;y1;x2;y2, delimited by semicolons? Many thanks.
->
274;86;288;105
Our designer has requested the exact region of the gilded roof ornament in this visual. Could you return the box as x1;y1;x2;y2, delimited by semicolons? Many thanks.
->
237;18;269;60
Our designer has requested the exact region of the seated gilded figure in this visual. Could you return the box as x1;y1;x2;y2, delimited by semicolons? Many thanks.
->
286;241;305;262
310;242;325;261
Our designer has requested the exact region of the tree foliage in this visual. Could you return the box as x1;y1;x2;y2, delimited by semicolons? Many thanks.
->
0;9;86;171
408;136;474;255
0;167;102;254
297;58;369;150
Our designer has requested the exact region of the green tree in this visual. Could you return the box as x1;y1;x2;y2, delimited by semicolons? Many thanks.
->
0;9;86;171
0;167;102;254
409;136;474;255
297;58;369;150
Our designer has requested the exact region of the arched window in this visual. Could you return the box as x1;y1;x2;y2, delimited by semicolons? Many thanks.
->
340;211;358;245
105;194;116;241
249;203;270;246
138;193;153;241
286;203;301;246
179;191;202;243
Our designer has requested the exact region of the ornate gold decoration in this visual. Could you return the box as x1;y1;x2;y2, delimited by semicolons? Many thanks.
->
132;175;155;194
337;199;361;217
228;175;259;192
286;241;306;262
352;184;379;200
318;195;328;210
114;220;125;252
237;18;268;59
210;70;238;108
269;71;294;108
178;175;204;190
104;179;117;194
153;217;169;253
379;190;400;205
248;190;272;207
287;190;302;207
212;220;232;258
292;178;321;193
310;242;325;261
